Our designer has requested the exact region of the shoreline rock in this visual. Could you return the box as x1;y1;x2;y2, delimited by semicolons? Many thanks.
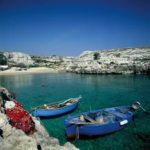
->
65;48;150;74
0;87;79;150
0;113;78;150
1;47;150;74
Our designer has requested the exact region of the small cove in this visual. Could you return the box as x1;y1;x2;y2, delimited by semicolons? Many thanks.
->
0;73;150;150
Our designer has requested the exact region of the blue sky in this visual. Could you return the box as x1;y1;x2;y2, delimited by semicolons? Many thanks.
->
0;0;150;56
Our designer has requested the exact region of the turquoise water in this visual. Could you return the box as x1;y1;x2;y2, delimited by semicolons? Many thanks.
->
0;73;150;150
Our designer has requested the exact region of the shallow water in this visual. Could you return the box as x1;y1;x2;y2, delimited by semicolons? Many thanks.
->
0;73;150;150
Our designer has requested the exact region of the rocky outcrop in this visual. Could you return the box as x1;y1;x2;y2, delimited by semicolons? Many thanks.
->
65;48;150;74
0;87;79;150
1;47;150;74
0;112;78;150
1;52;34;67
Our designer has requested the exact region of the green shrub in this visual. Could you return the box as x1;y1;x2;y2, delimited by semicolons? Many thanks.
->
0;54;7;65
17;63;27;68
93;52;100;60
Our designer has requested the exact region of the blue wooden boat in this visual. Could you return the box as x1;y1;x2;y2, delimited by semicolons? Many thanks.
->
65;102;142;139
32;96;81;117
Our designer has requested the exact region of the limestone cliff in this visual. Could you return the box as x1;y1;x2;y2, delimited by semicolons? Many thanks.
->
65;48;150;74
1;52;34;67
1;48;150;74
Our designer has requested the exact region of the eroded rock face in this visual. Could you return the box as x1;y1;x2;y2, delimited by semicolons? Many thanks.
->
0;87;79;150
0;113;79;150
1;47;150;74
65;48;150;74
1;52;34;67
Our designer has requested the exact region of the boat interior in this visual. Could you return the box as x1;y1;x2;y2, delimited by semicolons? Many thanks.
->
70;107;130;125
35;98;79;110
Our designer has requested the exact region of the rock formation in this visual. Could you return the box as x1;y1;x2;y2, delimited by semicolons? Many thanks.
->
0;52;34;67
0;87;79;150
65;48;150;74
1;47;150;74
0;112;78;150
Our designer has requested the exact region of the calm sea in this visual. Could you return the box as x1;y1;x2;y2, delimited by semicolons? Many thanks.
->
0;73;150;150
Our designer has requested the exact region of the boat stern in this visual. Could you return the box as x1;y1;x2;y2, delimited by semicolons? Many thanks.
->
64;117;78;139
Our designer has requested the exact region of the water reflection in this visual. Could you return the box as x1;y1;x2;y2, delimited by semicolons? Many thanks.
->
0;73;150;150
0;74;33;89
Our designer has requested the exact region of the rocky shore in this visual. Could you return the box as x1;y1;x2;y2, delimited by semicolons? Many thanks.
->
0;112;78;150
0;87;78;150
65;47;150;74
0;47;150;74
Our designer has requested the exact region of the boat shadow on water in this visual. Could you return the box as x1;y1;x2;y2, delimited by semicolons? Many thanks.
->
134;133;150;150
66;129;124;141
132;112;150;150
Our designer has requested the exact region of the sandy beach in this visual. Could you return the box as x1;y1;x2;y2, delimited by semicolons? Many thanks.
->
0;67;62;75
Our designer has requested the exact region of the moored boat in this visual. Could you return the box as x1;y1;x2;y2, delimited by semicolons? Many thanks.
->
32;96;81;117
64;102;143;139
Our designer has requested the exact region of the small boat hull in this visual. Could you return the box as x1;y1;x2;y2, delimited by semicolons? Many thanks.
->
65;106;133;139
33;99;79;117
